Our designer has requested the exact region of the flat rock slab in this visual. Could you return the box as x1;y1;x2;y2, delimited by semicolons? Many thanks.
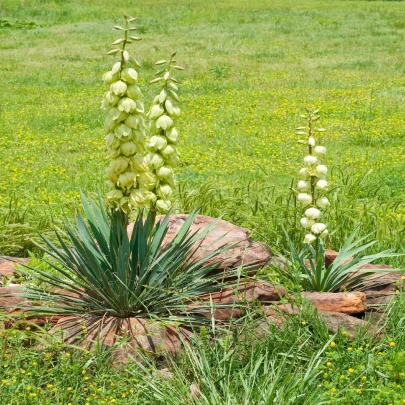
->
0;257;29;280
0;285;29;312
301;291;366;314
317;311;382;340
264;304;381;340
50;315;192;363
190;281;285;320
127;214;271;274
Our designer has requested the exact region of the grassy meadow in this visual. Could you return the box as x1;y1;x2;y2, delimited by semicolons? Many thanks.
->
1;0;405;257
1;0;405;403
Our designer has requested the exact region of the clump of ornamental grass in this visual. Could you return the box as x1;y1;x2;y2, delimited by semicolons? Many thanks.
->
3;16;238;334
275;108;401;292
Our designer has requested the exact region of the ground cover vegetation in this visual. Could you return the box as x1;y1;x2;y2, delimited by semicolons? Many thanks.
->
1;0;405;403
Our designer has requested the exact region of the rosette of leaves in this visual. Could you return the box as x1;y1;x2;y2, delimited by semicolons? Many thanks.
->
277;227;401;292
144;52;184;214
295;108;329;244
102;16;156;213
13;194;238;324
272;109;402;292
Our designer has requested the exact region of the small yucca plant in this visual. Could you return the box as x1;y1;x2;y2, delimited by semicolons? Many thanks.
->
273;108;401;292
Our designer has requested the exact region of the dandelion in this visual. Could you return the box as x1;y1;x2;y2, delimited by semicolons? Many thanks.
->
389;341;396;347
330;341;336;348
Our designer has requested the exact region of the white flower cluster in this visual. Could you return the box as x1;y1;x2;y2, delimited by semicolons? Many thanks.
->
296;112;329;244
145;53;184;213
102;19;157;212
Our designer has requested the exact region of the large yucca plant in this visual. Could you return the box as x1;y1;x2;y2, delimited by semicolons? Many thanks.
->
13;194;236;325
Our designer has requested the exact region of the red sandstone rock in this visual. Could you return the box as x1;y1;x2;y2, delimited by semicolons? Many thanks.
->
0;257;29;280
0;285;29;312
263;303;380;340
50;315;192;362
190;281;285;320
318;310;381;340
127;214;271;274
301;291;366;314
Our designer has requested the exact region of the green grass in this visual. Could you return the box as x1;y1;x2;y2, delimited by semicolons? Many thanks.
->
0;1;405;256
2;295;405;404
0;0;404;210
1;0;405;403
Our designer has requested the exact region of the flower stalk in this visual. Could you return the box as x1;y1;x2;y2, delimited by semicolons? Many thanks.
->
145;51;184;219
296;108;329;244
101;16;156;225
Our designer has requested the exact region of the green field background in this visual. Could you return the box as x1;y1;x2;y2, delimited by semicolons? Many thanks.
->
0;0;404;252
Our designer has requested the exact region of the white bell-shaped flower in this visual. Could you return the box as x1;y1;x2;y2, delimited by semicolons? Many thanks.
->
305;207;321;220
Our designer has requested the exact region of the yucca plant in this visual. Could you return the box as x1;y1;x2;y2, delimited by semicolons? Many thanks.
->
13;194;236;324
276;227;400;292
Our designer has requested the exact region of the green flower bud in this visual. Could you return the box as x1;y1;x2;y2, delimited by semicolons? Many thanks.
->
156;184;173;199
118;171;136;189
158;89;167;103
165;99;174;115
106;189;124;201
125;114;144;129
149;104;164;120
156;198;172;213
171;107;181;119
105;132;116;147
119;196;130;212
130;189;148;205
107;147;120;159
121;68;138;84
104;116;118;132
111;80;127;96
156;114;173;130
149;135;168;151
104;91;120;106
110;156;129;173
109;107;127;122
130;155;148;172
134;100;144;114
102;71;119;84
145;152;165;169
161;144;177;158
130;189;157;207
111;62;121;74
134;141;146;154
118;97;136;113
165;153;180;167
126;85;142;100
132;129;145;143
156;165;174;181
148;119;160;135
106;166;118;183
166;127;179;143
137;171;158;189
304;233;317;244
115;123;132;138
121;141;137;156
152;95;160;105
